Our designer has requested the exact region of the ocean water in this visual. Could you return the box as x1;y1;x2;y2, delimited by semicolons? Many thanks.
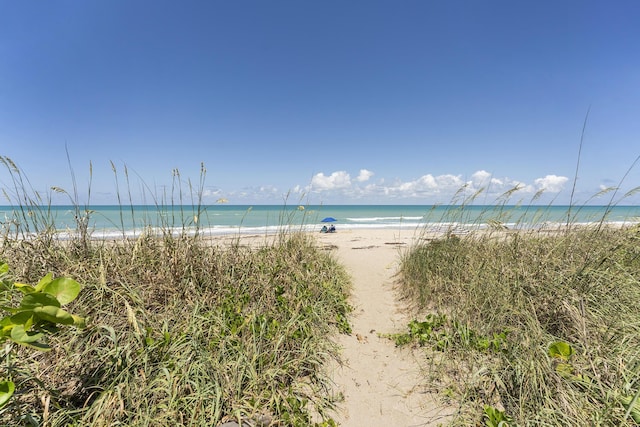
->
1;204;639;239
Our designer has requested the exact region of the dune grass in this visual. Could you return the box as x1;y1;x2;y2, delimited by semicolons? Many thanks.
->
0;230;351;426
0;158;351;426
397;222;640;425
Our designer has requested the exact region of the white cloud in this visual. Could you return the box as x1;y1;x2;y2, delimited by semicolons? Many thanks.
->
311;171;352;190
392;173;464;197
468;171;526;194
534;175;569;193
371;171;570;202
512;181;534;193
258;185;278;194
206;169;573;204
356;169;374;182
436;174;465;189
202;188;222;198
471;170;492;186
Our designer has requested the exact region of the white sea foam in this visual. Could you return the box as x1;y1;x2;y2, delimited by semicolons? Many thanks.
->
345;216;424;222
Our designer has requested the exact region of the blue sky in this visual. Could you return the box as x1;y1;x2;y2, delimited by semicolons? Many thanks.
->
1;1;639;205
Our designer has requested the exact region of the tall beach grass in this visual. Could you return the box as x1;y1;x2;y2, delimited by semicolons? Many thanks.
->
397;187;640;425
0;158;351;426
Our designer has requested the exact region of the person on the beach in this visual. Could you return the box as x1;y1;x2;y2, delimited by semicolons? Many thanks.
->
321;225;328;233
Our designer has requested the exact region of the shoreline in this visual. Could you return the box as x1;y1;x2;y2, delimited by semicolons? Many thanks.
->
3;203;639;240
28;216;636;243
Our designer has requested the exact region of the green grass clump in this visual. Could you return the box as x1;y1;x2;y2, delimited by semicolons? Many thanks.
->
399;225;640;425
0;231;351;426
0;156;351;425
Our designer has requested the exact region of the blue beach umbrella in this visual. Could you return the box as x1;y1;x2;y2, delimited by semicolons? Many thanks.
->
321;217;337;223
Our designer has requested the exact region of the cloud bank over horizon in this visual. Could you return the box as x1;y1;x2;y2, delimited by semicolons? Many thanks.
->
299;168;571;204
16;163;631;206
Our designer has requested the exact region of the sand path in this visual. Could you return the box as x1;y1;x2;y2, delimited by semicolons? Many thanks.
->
318;229;451;427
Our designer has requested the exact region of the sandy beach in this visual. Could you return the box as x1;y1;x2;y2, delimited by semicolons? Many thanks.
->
221;227;452;426
196;224;632;426
314;228;453;427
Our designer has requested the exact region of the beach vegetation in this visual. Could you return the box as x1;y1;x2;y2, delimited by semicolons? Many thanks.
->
0;263;86;410
0;158;352;426
399;215;640;425
396;140;640;425
482;405;512;427
385;313;509;355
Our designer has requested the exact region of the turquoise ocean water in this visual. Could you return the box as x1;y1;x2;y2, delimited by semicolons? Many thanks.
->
1;204;639;238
